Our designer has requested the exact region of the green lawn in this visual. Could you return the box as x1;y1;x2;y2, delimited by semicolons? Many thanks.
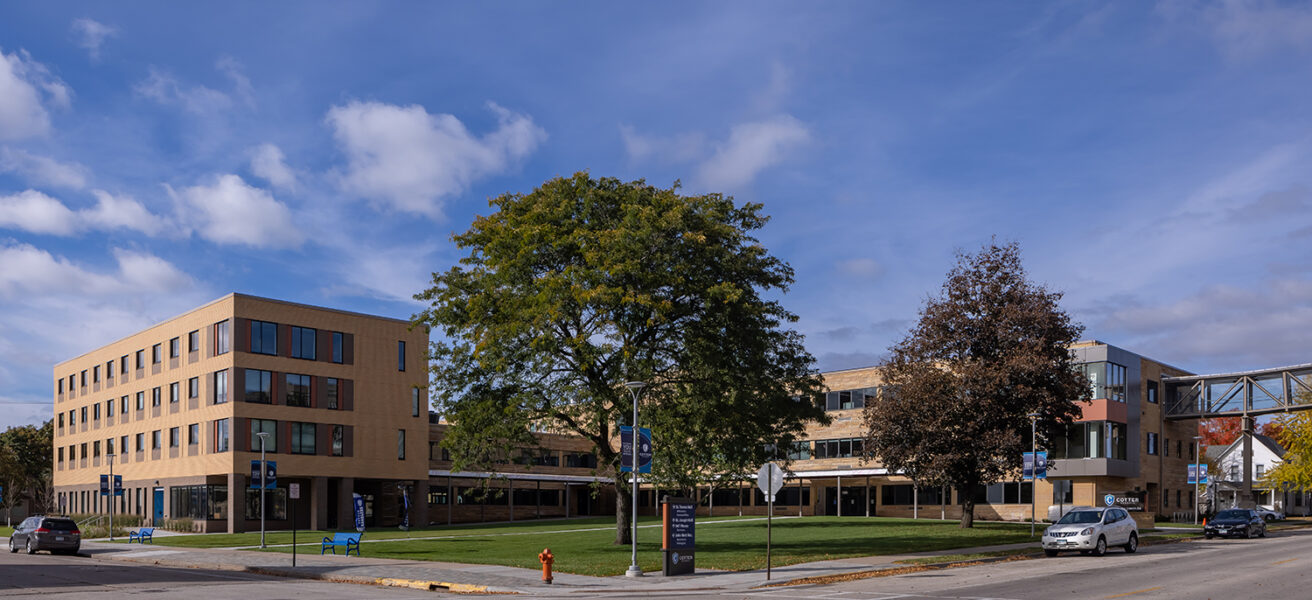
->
0;526;11;538
256;516;1035;576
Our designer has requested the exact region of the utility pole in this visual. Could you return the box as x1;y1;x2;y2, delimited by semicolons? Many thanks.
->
624;381;646;578
256;432;270;548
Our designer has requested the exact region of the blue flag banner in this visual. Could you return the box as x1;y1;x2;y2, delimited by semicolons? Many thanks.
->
265;461;277;489
1022;451;1048;480
113;475;124;497
352;492;367;532
401;488;411;531
100;474;109;496
250;460;262;488
620;426;653;474
1187;464;1209;485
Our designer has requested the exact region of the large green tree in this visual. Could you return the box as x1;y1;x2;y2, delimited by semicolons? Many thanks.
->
415;173;827;544
862;241;1088;527
1262;404;1312;493
0;421;54;516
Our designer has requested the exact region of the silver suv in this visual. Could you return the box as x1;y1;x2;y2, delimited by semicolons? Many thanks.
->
1041;506;1138;557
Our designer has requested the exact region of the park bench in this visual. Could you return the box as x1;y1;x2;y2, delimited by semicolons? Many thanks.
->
321;532;362;556
128;528;154;544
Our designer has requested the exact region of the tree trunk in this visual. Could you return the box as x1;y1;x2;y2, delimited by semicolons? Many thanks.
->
959;484;976;528
615;478;632;545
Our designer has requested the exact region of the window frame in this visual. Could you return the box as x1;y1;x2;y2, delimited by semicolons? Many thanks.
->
250;320;278;355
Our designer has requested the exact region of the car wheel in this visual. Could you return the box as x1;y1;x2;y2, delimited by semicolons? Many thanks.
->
1044;549;1058;557
7;537;17;553
1124;533;1138;554
26;537;36;555
1092;536;1107;557
1259;528;1266;538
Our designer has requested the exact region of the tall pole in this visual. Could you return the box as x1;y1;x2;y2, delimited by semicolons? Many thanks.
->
1194;435;1203;525
108;453;114;542
1028;412;1039;536
624;381;646;578
257;432;270;548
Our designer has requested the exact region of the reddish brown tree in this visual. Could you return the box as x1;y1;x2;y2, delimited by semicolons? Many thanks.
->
1258;419;1285;441
1200;417;1242;446
862;241;1089;528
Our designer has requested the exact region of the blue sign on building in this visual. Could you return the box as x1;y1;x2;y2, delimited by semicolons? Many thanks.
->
620;426;652;473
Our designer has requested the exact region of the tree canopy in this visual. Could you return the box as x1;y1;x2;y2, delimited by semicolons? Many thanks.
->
1262;408;1312;492
0;421;53;515
414;173;827;544
862;241;1089;527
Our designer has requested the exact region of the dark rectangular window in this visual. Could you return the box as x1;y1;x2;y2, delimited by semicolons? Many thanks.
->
93;366;100;383
188;423;199;445
285;373;310;407
188;330;199;353
152;344;161;364
332;424;344;456
250;419;277;452
291;422;316;455
245;369;272;403
214;320;230;354
169;427;179;448
412;388;421;417
135;433;144;452
93;403;100;420
80;406;86;423
215;418;230;452
136;391;144;410
169;337;179;358
106;360;114;379
135;349;144;369
105;437;113;456
188;377;199;398
1146;380;1158;404
291;326;316;359
214;370;228;404
398;340;406;371
250;320;278;355
107;398;115;415
120;395;128;414
151;430;161;449
169;382;179;404
332;332;343;363
120;355;128;375
58;378;64;394
325;378;338;409
1147;432;1158;455
1165;437;1170;457
81;370;87;387
397;429;406;459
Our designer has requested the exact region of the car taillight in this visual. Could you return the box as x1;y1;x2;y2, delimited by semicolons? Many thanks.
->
71;529;80;535
34;527;50;533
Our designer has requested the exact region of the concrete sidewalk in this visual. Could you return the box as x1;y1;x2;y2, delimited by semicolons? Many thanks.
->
76;532;1184;596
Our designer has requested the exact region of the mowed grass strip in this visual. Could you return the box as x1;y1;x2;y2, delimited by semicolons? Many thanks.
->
0;526;12;538
258;516;1035;577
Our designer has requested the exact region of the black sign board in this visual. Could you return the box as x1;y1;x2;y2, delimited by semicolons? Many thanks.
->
662;495;695;576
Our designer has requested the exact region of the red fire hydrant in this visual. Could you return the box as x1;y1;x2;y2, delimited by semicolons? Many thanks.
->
538;547;554;584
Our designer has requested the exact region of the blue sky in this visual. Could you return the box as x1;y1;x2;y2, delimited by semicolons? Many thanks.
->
3;2;1312;430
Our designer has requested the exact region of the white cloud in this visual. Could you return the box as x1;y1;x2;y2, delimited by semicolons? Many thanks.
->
216;56;255;108
619;125;706;164
249;143;296;191
0;242;191;298
0;147;89;189
135;67;233;114
838;258;885;280
326;100;547;218
0;48;71;140
696;115;811;190
71;18;116;61
1159;0;1312;60
0;189;166;236
176;174;301;248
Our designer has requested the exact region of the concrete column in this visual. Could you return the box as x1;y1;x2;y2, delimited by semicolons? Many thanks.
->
338;477;355;528
564;484;570;519
837;476;842;517
865;476;871;517
310;476;329;530
415;479;430;528
1242;417;1254;507
446;478;453;526
227;472;244;533
509;478;514;521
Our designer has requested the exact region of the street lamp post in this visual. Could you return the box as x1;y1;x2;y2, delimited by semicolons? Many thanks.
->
624;381;646;578
1028;412;1039;536
256;431;270;548
1194;435;1204;525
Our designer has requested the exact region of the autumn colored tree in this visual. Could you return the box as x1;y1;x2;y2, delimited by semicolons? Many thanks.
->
1200;417;1243;446
863;241;1089;528
1262;411;1312;492
1258;419;1285;440
414;173;827;545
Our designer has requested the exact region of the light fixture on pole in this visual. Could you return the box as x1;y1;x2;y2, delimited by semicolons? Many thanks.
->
624;380;646;578
1193;434;1204;525
256;431;271;548
1027;412;1040;536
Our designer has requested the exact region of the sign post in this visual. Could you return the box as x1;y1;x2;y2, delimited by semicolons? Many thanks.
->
660;496;695;575
289;483;301;567
757;462;784;580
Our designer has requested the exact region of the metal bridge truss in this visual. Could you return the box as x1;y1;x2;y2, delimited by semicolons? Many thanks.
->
1164;363;1312;420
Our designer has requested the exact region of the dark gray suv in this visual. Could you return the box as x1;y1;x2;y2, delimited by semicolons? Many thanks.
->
8;515;81;555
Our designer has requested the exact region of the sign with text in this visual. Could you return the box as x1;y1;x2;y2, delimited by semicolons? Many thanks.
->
661;496;695;576
619;426;653;473
1187;464;1209;485
289;483;301;499
1102;491;1145;511
352;492;366;532
100;474;109;496
113;475;123;497
250;460;278;489
1022;451;1048;480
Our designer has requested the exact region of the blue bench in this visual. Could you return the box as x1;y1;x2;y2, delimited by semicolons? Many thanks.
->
321;532;362;556
128;528;154;544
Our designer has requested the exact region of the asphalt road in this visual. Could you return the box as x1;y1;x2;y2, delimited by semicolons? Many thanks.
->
0;546;445;598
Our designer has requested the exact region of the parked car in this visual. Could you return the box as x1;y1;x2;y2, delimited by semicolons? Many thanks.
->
7;515;81;555
1047;504;1094;523
1041;506;1139;557
1256;506;1285;522
1205;509;1266;539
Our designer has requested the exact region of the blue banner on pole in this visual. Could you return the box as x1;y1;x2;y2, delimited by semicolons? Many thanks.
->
250;460;262;488
1187;464;1209;485
113;475;123;497
401;488;411;531
100;474;109;496
1022;451;1048;480
352;493;366;532
265;461;277;489
620;426;653;473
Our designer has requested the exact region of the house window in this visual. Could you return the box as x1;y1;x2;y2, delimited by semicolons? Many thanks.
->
188;423;199;445
1076;362;1127;402
107;398;115;415
250;320;278;355
152;343;161;364
398;341;406;371
1177;440;1182;458
1164;438;1170;457
169;427;180;448
250;419;277;452
81;370;86;387
188;330;199;353
332;425;344;456
214;320;230;354
214;370;228;404
1147;432;1158;455
120;395;128;414
152;430;161;449
93;366;100;383
332;332;343;363
397;429;406;460
1189;441;1195;461
169;337;179;358
291;422;316;455
93;403;100;420
215;419;230;452
325;378;338;409
1257;464;1265;478
106;360;113;380
135;432;144;452
58;379;64;394
152;386;160;406
120;355;128;375
285;373;311;407
120;435;127;454
245;369;272;403
188;376;199;398
136;391;144;411
291;326;316;359
169;382;179;404
135;349;144;369
81;406;86;422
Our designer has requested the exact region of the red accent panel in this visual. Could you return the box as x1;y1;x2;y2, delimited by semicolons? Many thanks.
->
1075;398;1128;423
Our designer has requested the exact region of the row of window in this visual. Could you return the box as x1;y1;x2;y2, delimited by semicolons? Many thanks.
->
58;321;230;396
1145;432;1196;460
59;420;225;466
248;319;355;365
247;419;346;456
57;372;229;435
426;443;598;468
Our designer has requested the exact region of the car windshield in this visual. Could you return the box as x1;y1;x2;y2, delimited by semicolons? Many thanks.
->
1058;510;1104;524
1215;510;1248;520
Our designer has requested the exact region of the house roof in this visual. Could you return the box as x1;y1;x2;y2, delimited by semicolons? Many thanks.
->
1216;433;1285;460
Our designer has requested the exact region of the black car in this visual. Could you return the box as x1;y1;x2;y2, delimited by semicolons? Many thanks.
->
8;515;82;555
1204;509;1266;539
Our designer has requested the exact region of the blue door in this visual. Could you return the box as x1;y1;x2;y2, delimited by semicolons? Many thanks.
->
153;488;164;524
